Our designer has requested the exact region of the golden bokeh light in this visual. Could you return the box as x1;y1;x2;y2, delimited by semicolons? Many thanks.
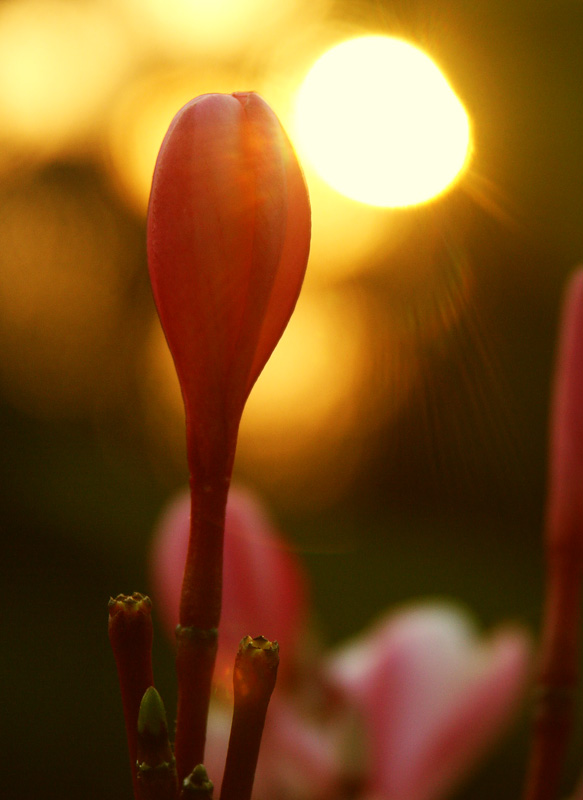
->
114;0;318;59
294;35;472;207
237;290;372;506
241;291;366;436
303;166;412;283
141;317;189;476
261;32;408;283
0;0;128;154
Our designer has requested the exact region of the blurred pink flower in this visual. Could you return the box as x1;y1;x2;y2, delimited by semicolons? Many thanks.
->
150;488;531;800
327;605;530;800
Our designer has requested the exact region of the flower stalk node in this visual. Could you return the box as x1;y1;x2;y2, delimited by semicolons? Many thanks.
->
174;626;219;782
175;625;219;644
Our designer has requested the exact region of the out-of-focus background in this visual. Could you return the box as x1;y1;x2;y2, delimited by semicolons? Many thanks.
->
1;0;582;797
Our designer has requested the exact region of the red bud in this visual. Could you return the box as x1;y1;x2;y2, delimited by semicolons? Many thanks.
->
147;92;310;484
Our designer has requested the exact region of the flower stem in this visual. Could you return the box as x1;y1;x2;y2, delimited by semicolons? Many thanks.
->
525;271;583;800
179;477;228;630
220;636;279;800
108;593;155;800
174;625;218;783
523;551;582;800
174;477;228;782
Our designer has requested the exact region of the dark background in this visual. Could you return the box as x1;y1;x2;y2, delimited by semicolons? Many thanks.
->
1;0;582;797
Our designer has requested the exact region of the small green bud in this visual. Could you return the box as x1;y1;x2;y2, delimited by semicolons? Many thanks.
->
138;686;168;739
181;764;214;798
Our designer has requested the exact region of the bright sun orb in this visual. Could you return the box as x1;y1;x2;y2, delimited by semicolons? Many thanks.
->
294;35;472;207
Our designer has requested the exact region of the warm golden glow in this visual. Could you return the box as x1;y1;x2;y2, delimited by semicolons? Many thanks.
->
294;35;472;207
115;0;311;57
304;167;411;282
237;290;371;506
241;293;364;435
0;0;127;152
0;176;128;417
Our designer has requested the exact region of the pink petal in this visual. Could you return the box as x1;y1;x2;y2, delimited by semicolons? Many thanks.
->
326;603;531;800
254;697;341;800
150;486;309;686
237;93;312;399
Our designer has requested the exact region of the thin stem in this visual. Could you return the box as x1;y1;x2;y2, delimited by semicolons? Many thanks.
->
108;593;155;800
174;625;218;783
525;271;583;800
174;477;229;782
220;636;279;800
179;475;229;630
523;551;582;800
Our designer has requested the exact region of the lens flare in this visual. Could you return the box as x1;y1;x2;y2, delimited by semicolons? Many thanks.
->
294;35;472;207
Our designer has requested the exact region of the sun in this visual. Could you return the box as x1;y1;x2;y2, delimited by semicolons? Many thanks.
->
294;35;472;208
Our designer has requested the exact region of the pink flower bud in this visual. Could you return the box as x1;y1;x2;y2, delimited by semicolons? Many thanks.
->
326;604;531;800
147;92;311;483
150;486;309;686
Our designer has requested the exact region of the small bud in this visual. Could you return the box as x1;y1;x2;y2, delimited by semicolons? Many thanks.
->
136;688;177;800
180;765;214;798
220;636;280;800
108;593;154;799
138;687;170;747
233;636;280;705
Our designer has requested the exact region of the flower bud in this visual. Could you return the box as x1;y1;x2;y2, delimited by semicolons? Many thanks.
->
147;92;310;483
